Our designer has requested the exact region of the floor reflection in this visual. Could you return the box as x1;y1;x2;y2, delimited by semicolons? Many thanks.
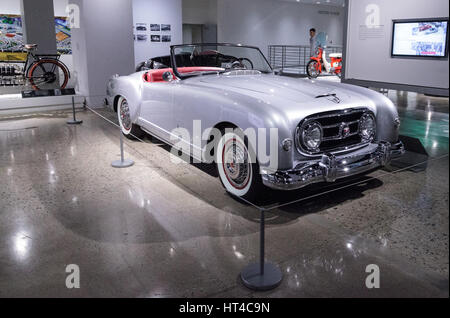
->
0;89;448;297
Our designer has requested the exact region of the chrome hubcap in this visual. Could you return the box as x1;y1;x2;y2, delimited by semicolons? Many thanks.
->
223;139;251;189
120;100;131;131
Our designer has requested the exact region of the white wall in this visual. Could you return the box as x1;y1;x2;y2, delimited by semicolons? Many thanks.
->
53;0;69;16
217;0;345;54
0;0;21;14
133;0;182;65
345;0;449;90
183;0;217;25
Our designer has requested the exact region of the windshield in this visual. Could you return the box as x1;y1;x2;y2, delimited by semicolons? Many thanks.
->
171;44;273;79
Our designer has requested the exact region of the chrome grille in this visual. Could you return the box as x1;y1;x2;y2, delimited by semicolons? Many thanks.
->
296;108;374;155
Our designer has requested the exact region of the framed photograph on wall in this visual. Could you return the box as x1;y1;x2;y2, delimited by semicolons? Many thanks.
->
162;35;171;42
150;24;161;32
161;24;171;32
151;34;161;42
135;23;147;32
136;34;148;42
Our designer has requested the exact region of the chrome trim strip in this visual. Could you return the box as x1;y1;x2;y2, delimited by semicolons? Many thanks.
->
322;120;360;129
323;131;359;142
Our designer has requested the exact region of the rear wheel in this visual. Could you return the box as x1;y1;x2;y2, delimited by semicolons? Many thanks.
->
215;129;266;201
306;60;321;79
27;59;69;90
117;96;145;140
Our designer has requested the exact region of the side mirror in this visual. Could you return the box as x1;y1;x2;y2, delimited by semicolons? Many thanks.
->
162;71;174;82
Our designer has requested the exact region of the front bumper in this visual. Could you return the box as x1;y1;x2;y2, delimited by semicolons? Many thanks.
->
262;141;405;191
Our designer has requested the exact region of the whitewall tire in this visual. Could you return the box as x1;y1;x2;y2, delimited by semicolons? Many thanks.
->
216;131;265;200
117;96;144;140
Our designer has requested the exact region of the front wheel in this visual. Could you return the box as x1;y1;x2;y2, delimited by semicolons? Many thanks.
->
27;59;69;90
306;60;321;79
117;96;145;140
215;130;265;201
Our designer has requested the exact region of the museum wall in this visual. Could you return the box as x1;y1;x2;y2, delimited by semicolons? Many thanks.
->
133;0;183;66
345;0;449;90
217;0;345;55
182;0;217;25
0;0;21;14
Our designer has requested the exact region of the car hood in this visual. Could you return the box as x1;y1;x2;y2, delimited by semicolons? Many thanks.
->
196;73;359;103
187;73;379;128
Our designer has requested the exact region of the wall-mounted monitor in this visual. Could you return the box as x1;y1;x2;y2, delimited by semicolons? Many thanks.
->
391;18;449;58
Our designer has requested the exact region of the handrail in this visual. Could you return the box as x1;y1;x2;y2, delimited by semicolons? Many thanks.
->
268;44;343;75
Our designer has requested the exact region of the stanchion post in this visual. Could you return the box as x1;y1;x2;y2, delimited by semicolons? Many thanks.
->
111;128;134;168
67;96;83;125
240;209;282;291
260;209;265;275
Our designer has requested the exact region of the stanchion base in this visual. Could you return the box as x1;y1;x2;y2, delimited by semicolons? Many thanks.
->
67;120;83;125
240;263;282;291
111;159;134;168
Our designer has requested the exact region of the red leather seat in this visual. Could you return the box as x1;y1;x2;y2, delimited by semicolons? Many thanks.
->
143;67;224;83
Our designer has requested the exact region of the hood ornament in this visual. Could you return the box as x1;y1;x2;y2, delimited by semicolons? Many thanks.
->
315;93;341;104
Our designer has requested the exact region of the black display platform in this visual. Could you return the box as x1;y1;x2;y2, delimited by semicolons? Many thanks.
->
21;88;76;98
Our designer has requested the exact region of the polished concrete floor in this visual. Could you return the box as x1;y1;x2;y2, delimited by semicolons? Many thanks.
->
0;90;448;297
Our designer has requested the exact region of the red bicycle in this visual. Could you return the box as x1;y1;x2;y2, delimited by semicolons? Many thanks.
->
306;47;342;79
0;44;70;90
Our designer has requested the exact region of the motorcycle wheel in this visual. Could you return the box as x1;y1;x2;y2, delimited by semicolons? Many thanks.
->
306;60;321;79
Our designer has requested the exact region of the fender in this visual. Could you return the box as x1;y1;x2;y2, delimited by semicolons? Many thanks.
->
109;73;144;122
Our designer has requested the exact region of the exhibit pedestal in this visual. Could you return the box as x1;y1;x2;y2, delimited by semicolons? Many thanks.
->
112;158;134;168
241;262;282;291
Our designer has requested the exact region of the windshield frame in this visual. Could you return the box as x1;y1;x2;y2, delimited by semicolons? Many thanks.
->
170;43;273;80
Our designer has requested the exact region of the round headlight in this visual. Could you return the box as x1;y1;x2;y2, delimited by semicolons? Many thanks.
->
301;121;322;151
360;113;376;142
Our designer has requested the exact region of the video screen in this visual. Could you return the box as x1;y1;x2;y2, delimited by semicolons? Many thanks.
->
392;19;448;57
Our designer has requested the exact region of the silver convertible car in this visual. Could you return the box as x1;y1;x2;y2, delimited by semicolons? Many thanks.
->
106;43;404;200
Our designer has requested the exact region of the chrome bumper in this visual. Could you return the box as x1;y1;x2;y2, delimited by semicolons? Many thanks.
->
262;141;405;191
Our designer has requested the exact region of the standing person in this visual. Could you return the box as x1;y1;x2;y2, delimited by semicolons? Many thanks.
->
309;28;317;57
